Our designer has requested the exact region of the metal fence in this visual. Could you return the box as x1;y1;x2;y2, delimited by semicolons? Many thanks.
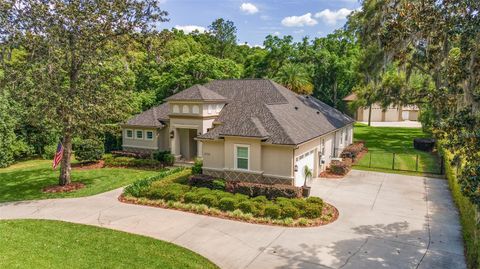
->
352;150;444;175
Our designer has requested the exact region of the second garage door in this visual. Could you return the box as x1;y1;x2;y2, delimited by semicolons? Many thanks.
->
294;149;315;187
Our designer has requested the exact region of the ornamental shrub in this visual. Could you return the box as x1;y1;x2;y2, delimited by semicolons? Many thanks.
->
237;201;256;214
218;197;236;211
212;179;226;190
199;194;218;207
275;197;293;208
227;181;302;199
75;138;104;162
281;206;300;219
306;196;324;206
251;195;268;204
192;158;203;174
153;150;175;166
329;160;350;175
123;167;186;197
303;204;322;219
162;189;183;201
183;192;200;204
290;199;308;210
264;205;281;219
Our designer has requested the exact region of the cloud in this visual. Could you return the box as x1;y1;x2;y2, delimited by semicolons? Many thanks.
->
314;8;353;25
281;13;317;27
174;25;206;33
240;3;259;14
273;31;281;36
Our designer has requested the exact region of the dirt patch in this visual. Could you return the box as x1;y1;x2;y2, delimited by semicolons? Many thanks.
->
119;194;339;228
42;183;86;193
72;160;105;170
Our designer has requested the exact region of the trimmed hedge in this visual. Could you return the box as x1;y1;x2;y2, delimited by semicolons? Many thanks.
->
442;148;480;269
226;181;302;199
104;155;163;169
192;158;203;175
111;150;151;159
123;167;188;197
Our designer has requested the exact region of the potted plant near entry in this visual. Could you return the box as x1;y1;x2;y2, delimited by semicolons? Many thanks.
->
302;166;312;197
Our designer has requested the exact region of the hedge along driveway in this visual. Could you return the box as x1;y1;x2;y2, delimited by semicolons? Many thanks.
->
0;159;160;203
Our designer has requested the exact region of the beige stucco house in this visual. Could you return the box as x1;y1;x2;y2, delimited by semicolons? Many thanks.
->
122;79;354;186
343;93;419;122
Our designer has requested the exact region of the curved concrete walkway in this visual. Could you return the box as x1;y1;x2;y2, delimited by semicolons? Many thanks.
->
0;170;465;269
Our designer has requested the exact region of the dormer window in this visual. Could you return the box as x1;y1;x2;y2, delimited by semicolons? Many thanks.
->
173;105;179;113
182;105;189;113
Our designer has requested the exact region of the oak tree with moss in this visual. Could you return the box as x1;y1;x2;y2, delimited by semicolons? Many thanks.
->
0;0;168;185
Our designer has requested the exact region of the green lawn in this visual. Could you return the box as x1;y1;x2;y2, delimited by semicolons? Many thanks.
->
0;159;160;203
0;219;218;269
353;123;441;175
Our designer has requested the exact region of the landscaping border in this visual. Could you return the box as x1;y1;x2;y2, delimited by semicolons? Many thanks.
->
119;194;339;227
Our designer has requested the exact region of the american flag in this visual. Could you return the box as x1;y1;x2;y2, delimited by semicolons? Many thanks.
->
52;141;64;169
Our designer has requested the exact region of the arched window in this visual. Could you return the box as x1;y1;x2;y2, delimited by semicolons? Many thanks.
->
192;105;199;114
173;105;179;113
182;105;189;113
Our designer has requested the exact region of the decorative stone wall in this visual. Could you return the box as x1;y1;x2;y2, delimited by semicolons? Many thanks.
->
203;168;225;178
203;168;294;186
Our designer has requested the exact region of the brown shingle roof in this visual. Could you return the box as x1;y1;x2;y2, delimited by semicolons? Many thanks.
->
165;85;227;101
124;103;169;127
125;79;354;144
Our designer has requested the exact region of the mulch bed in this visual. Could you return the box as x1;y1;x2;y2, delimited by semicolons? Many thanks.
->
72;160;105;170
118;194;339;228
42;182;86;193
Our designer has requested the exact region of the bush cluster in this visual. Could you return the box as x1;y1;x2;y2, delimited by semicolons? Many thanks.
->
152;150;175;166
340;141;365;160
226;181;302;199
104;155;163;169
75;139;104;163
191;158;203;175
329;160;351;175
188;174;226;190
111;150;151;159
130;176;323;220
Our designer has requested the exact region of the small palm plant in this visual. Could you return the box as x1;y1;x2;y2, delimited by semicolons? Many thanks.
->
303;166;313;187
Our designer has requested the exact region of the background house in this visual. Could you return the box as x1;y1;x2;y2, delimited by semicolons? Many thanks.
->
343;93;419;122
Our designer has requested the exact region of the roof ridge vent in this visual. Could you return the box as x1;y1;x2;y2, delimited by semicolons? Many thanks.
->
294;106;298;110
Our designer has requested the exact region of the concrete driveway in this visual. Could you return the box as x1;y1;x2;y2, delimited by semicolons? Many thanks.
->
0;170;465;269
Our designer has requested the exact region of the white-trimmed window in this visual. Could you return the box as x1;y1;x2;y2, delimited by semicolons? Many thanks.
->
126;129;133;139
235;145;249;170
182;105;189;113
207;104;213;114
173;105;180;113
136;130;144;139
146;131;154;140
192;105;200;114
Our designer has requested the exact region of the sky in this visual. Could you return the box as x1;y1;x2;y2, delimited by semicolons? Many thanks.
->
158;0;362;46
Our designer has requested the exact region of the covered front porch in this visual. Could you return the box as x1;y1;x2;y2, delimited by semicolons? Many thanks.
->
171;125;202;162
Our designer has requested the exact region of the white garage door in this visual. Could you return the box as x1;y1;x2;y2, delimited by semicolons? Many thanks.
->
294;150;315;187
